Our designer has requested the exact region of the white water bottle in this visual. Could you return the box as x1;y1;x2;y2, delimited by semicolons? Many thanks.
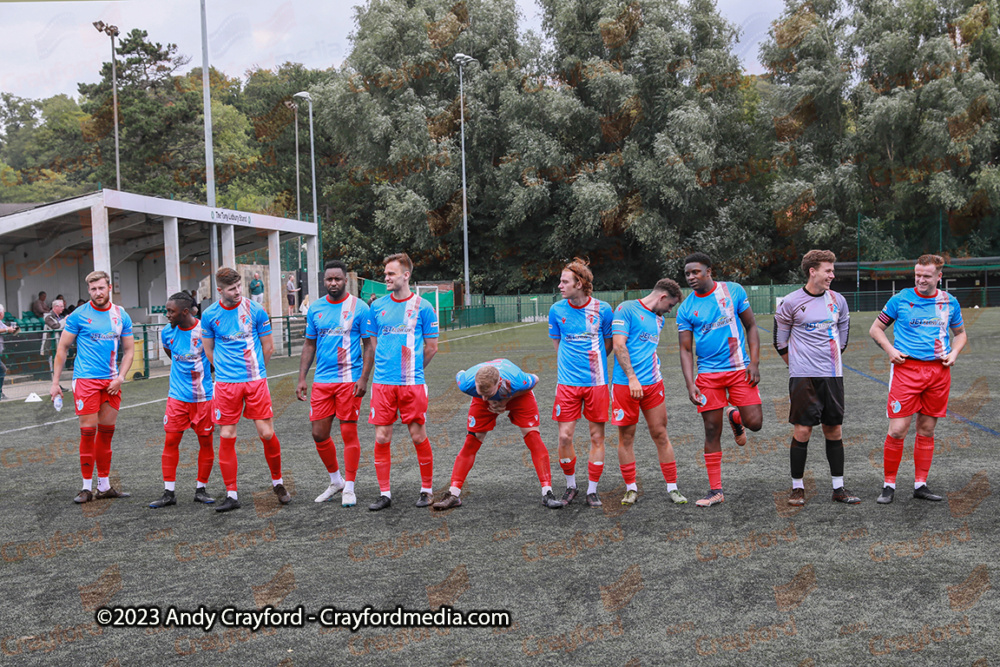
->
54;395;63;412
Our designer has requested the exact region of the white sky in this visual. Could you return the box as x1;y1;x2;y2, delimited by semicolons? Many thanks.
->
0;0;783;101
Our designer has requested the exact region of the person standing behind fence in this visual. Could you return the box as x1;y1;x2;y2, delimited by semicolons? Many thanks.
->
249;273;265;305
32;291;51;318
0;305;20;400
50;271;134;504
286;274;299;315
41;299;66;373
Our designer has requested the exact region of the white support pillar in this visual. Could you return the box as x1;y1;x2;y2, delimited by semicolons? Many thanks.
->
222;224;236;268
306;235;319;307
267;231;283;353
164;216;182;298
90;201;111;275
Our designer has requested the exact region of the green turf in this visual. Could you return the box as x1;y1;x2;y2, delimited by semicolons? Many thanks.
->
0;310;996;665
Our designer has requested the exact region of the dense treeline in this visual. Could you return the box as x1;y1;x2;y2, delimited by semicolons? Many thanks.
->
1;0;998;291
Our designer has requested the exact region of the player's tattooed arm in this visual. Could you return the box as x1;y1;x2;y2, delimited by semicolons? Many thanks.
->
613;333;642;399
943;325;967;367
869;318;907;364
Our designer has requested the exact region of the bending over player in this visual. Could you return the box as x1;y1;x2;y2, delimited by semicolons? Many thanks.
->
433;359;563;510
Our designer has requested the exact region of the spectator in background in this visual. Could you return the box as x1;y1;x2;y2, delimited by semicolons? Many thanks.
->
367;293;378;306
286;274;300;315
249;273;265;305
32;291;51;317
0;304;20;400
41;299;67;372
189;290;201;317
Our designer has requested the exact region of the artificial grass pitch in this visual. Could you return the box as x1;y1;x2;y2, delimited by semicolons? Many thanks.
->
0;311;996;664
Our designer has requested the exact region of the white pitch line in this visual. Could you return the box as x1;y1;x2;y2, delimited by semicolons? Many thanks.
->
441;321;544;343
0;369;303;435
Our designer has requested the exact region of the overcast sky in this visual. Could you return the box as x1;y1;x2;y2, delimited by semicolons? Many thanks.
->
0;0;784;101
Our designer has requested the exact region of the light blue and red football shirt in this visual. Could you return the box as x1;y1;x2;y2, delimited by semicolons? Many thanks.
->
306;293;370;383
367;293;439;386
878;288;963;361
611;299;665;386
161;320;213;402
676;281;751;373
548;297;614;386
63;301;133;380
456;358;538;400
200;297;272;383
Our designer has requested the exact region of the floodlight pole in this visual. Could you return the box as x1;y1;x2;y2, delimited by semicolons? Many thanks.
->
454;53;477;306
93;21;121;190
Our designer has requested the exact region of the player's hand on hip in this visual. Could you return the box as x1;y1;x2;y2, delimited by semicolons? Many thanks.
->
353;380;367;397
628;376;643;400
942;351;958;368
746;362;761;387
889;348;909;365
107;378;123;395
295;381;308;401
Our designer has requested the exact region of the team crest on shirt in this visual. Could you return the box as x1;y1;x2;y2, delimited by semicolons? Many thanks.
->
587;314;595;323
719;298;729;309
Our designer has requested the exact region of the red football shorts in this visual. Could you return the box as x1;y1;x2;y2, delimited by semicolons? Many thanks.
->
368;383;428;425
164;397;214;434
467;391;541;433
310;382;363;422
552;384;609;423
695;370;761;413
611;381;666;426
71;378;121;416
212;379;274;425
887;359;951;419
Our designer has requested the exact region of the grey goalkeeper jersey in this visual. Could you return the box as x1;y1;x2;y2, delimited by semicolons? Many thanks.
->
773;288;850;377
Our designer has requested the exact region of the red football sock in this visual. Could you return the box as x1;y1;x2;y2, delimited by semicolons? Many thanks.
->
883;435;905;484
374;441;392;492
704;451;722;489
559;457;576;476
414;438;434;489
450;434;482;489
914;435;935;485
219;436;238;491
660;460;678;484
162;431;183;483
196;434;214;485
523;431;551;486
315;437;340;474
79;427;97;479
261;434;282;480
340;422;361;483
620;461;637;485
95;424;115;478
588;461;604;483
